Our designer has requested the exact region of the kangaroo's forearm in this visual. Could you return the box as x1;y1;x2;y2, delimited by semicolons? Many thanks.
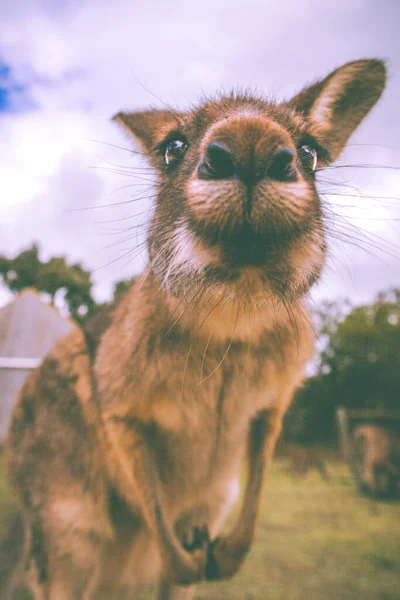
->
105;418;179;550
230;409;283;547
104;415;200;578
205;408;284;581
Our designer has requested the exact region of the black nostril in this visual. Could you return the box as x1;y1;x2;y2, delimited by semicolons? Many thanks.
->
268;146;296;181
198;141;236;180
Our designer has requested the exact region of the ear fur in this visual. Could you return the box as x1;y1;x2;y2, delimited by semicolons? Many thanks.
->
112;109;180;151
288;59;386;161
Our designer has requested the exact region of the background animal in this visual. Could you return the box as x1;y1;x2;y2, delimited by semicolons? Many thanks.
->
353;424;400;497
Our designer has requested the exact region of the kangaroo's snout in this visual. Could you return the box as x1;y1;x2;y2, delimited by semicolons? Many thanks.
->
197;116;297;187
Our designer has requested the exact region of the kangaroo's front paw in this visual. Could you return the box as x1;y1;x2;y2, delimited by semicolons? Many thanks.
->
182;524;210;553
166;547;207;586
206;535;250;581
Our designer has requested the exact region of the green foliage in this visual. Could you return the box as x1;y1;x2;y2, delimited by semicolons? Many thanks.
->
0;244;95;324
0;244;42;292
284;290;400;443
113;277;136;300
0;245;137;324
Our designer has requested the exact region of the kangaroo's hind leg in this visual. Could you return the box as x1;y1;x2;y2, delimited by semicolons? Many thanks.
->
16;496;112;600
5;331;115;599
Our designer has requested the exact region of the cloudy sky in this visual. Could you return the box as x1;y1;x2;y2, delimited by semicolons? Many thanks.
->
0;0;399;308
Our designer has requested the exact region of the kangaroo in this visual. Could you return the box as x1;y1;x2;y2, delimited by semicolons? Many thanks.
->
353;424;400;497
3;59;386;599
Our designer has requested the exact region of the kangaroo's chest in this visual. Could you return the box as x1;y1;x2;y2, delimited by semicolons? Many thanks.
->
147;338;277;488
100;327;286;505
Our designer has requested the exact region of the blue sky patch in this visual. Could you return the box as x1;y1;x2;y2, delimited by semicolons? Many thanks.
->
0;60;37;114
0;88;8;111
0;64;11;79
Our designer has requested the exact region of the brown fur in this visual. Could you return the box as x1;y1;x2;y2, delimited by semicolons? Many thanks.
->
4;59;386;599
353;425;400;497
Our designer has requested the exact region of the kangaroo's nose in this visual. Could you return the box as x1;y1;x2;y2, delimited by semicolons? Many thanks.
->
198;141;236;180
198;141;296;183
267;146;295;181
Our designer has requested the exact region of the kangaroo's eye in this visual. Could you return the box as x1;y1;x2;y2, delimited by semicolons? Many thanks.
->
300;145;318;171
164;138;188;167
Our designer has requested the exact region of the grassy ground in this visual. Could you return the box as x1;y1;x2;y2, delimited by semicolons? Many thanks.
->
0;452;15;539
1;454;399;599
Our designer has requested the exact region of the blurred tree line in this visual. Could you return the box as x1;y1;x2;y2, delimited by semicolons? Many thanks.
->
1;245;399;443
284;290;400;443
0;244;133;324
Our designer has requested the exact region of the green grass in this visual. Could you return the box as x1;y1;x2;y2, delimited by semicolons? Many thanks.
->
0;452;16;539
1;454;400;599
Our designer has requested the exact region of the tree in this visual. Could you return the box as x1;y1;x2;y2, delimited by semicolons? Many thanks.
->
0;245;139;324
284;291;400;444
0;244;95;323
0;244;42;293
320;290;400;410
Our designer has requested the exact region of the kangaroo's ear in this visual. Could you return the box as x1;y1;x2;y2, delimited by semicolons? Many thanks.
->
288;59;386;162
112;109;181;152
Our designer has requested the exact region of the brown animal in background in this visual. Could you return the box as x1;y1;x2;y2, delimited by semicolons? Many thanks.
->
353;425;400;497
2;59;386;599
